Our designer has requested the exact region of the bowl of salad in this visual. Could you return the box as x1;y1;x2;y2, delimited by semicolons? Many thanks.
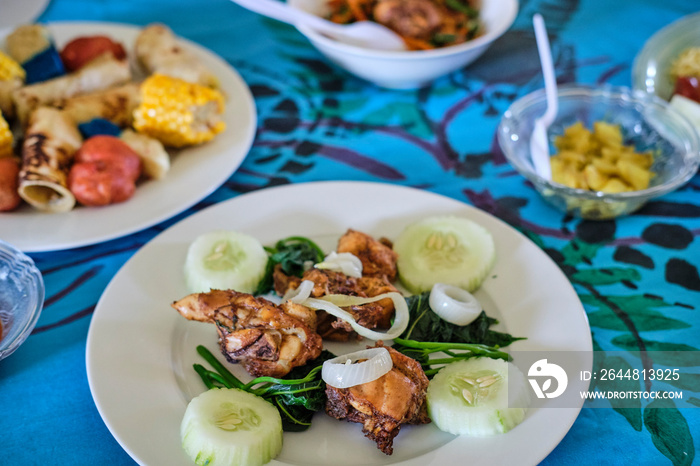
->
632;12;700;129
287;0;518;89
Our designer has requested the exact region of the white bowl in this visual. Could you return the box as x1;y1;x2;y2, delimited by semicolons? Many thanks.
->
288;0;518;89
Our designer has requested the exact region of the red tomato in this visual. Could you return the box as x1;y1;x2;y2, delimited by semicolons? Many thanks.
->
68;136;142;207
673;76;700;104
75;135;142;181
60;36;127;71
0;158;21;211
68;162;137;206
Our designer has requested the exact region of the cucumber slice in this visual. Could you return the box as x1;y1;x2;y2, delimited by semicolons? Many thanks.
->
181;388;283;466
393;216;495;294
184;231;268;293
427;358;529;436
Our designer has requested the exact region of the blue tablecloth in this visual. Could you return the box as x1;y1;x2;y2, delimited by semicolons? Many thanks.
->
1;0;698;464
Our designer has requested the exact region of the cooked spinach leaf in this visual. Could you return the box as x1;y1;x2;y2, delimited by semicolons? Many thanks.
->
194;346;335;432
400;292;525;348
255;236;325;295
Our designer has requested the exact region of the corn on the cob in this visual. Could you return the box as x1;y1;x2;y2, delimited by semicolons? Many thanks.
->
0;50;25;83
132;74;225;148
0;111;14;158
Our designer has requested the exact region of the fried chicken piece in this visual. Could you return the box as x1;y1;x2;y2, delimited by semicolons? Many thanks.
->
336;229;398;281
325;343;430;455
172;290;322;377
274;266;398;341
373;0;443;41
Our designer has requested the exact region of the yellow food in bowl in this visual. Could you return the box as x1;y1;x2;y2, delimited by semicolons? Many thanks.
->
550;121;654;193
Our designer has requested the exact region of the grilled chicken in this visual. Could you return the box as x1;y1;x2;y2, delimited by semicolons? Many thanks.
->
172;290;322;378
325;343;430;455
373;0;443;41
337;229;398;281
274;267;398;341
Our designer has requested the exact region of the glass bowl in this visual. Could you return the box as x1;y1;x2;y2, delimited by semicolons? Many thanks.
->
0;239;44;361
497;84;700;220
632;12;700;101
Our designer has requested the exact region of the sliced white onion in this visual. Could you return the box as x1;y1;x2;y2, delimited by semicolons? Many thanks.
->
322;347;393;389
303;291;409;340
282;279;315;304
314;251;363;278
429;283;482;326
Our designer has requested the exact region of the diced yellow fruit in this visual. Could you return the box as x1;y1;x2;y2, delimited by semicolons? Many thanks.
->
591;157;618;175
557;150;588;168
617;159;651;190
583;164;609;191
618;150;653;169
594;121;623;146
600;177;631;193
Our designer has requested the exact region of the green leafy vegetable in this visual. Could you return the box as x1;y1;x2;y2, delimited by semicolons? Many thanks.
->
194;345;335;432
392;338;510;377
400;292;525;348
254;236;325;295
445;0;478;17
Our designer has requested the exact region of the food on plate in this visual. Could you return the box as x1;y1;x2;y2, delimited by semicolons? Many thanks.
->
670;46;700;103
181;387;283;466
426;358;529;435
322;347;394;389
60;35;127;72
326;0;481;50
132;73;226;148
550;121;654;192
12;54;131;125
183;221;526;457
18;107;82;212
184;231;269;294
275;268;399;341
0;22;230;214
0;111;13;158
172;290;323;377
428;282;482;326
67;135;142;206
5;24;65;84
393;215;496;294
336;229;398;281
0;51;25;118
325;342;430;455
57;82;141;127
119;129;170;179
134;23;219;88
0;157;21;211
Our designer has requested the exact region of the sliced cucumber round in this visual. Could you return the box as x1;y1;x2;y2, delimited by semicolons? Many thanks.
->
393;216;496;294
184;231;268;293
181;388;283;466
427;358;529;436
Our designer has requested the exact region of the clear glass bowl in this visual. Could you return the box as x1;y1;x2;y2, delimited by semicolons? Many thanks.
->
632;12;700;101
0;239;44;360
497;84;700;220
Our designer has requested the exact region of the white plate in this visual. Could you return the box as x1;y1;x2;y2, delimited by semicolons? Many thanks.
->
86;181;592;466
0;22;256;252
0;0;49;29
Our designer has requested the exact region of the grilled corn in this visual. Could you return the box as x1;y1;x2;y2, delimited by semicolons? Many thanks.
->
132;74;225;148
0;111;14;158
0;51;25;83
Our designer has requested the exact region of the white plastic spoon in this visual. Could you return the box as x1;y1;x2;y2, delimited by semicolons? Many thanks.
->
530;13;557;180
230;0;406;51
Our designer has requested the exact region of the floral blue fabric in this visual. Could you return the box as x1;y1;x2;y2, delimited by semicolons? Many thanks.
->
0;0;698;464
